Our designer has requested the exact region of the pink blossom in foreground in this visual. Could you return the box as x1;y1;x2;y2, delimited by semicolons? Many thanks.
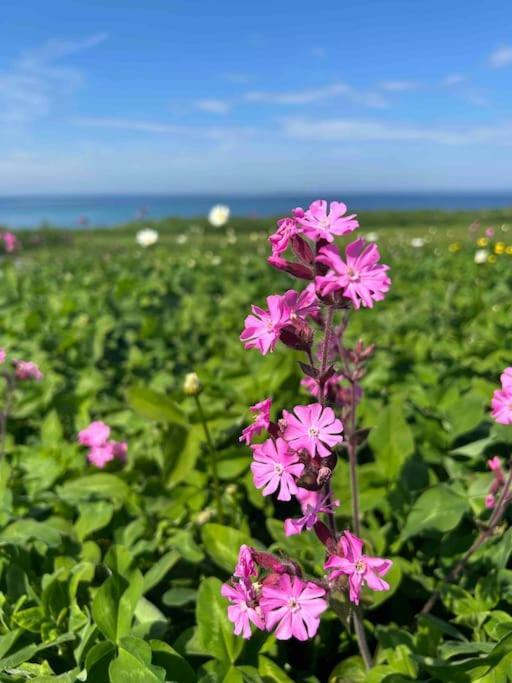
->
283;403;343;458
486;455;506;508
324;530;392;605
260;574;327;640
251;438;304;501
221;580;265;639
0;348;5;364
297;200;359;243
78;421;111;448
316;239;391;309
269;217;302;255
87;442;116;468
491;367;512;425
283;285;319;321
240;295;290;355
14;360;43;381
1;231;18;253
234;545;257;579
240;398;272;445
284;493;340;536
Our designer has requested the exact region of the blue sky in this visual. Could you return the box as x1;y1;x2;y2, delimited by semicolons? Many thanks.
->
1;0;512;194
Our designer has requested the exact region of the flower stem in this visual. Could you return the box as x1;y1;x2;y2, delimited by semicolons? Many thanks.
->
0;373;15;461
194;394;224;520
420;459;512;616
319;306;337;537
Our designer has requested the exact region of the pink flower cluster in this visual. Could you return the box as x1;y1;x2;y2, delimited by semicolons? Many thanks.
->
77;421;127;468
14;360;43;381
491;367;512;425
485;456;507;509
0;231;18;253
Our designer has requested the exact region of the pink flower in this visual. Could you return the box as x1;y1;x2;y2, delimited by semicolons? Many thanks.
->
324;530;392;605
234;545;257;579
221;580;265;639
488;456;503;473
284;493;340;536
485;227;495;238
1;232;18;253
87;442;116;468
240;295;290;355
14;360;43;381
269;217;302;255
251;438;304;501
0;348;5;364
485;494;496;509
240;398;272;445
491;367;512;425
112;441;128;462
316;239;391;309
283;403;343;458
260;574;327;640
283;285;319;321
297;200;359;243
78;421;111;448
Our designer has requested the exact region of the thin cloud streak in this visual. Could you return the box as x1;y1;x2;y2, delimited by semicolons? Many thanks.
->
488;45;512;68
379;80;421;91
244;83;388;108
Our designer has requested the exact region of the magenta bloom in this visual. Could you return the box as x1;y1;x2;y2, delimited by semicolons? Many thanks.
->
260;574;327;640
283;286;319;321
14;360;43;381
251;438;304;501
284;493;340;536
269;217;302;255
485;494;496;509
283;403;343;458
296;200;358;243
324;530;392;605
240;295;290;355
87;442;116;468
1;231;18;253
234;545;258;579
221;580;265;639
491;367;512;425
112;441;128;462
78;421;111;448
316;239;391;309
0;348;5;364
240;398;272;445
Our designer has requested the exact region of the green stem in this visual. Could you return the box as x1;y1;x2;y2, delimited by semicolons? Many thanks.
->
0;374;15;461
194;394;224;520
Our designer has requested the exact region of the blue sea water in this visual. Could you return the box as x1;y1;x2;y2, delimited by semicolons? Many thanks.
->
0;193;511;229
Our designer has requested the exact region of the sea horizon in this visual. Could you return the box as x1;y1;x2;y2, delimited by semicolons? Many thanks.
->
1;191;511;229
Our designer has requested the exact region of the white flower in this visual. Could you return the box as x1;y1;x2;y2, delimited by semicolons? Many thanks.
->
136;228;159;247
474;249;489;264
410;237;425;248
365;232;379;242
208;204;230;227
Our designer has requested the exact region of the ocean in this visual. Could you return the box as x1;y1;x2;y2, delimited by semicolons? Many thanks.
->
0;193;511;229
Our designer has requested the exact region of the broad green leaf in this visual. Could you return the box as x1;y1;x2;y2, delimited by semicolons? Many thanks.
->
369;399;414;479
150;639;196;683
195;576;243;663
201;524;256;573
400;485;468;540
126;386;187;425
92;570;143;642
109;636;166;682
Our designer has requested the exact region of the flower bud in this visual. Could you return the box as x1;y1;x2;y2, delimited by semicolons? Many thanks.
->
183;372;202;396
268;255;314;281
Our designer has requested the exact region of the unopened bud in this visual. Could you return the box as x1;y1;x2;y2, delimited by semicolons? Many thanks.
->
183;372;202;396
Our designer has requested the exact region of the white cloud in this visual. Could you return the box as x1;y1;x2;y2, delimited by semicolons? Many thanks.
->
442;73;466;87
282;117;512;145
74;117;181;133
244;83;388;108
488;45;512;68
379;80;421;91
195;98;231;114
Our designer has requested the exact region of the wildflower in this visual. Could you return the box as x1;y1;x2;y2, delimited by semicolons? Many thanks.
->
284;493;339;536
485;494;496;509
495;242;506;255
324;530;392;605
14;361;43;381
283;403;343;458
477;237;488;247
448;242;461;253
208;204;230;227
316;239;391;309
136;228;159;247
474;249;489;264
251;438;304;501
260;574;327;640
87;442;116;468
283;286;319;321
240;294;290;355
506;246;512;255
1;231;18;253
78;421;111;447
269;217;302;255
296;200;359;243
234;545;258;579
485;227;495;238
221;580;265;639
410;237;425;248
488;255;497;264
365;232;379;242
183;372;202;396
240;398;272;445
112;441;128;462
0;348;5;364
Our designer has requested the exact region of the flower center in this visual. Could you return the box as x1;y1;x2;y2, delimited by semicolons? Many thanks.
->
274;463;284;475
287;598;301;612
308;426;319;437
354;559;366;573
347;267;360;282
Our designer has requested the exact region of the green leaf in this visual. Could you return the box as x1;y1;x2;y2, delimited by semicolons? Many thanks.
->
74;501;114;541
369;399;414;479
195;576;244;663
400;485;468;541
143;549;180;592
201;524;255;573
150;639;196;683
109;636;166;682
126;386;187;425
58;473;130;505
162;587;197;607
92;570;143;642
0;519;63;548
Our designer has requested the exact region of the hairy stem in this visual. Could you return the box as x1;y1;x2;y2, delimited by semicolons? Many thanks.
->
420;460;512;615
194;394;224;520
319;306;337;537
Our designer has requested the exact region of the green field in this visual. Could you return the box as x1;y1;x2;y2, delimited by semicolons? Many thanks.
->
1;207;512;682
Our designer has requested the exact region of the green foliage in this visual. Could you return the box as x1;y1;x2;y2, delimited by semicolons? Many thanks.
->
0;214;511;680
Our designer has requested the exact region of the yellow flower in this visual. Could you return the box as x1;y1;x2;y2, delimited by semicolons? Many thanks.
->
487;254;497;264
495;242;506;254
506;246;512;255
448;242;461;253
183;372;202;396
477;237;488;247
